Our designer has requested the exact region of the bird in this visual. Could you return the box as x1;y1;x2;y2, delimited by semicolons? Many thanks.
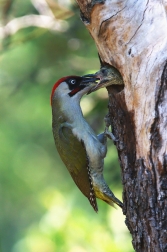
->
51;75;123;212
86;65;124;94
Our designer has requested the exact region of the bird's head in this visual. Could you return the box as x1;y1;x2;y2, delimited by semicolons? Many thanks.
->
85;66;124;94
51;75;98;105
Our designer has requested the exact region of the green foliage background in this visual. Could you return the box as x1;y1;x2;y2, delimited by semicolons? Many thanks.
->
0;1;134;251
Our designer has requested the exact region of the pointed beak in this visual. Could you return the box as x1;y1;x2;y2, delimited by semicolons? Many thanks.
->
82;67;124;94
81;73;102;94
83;73;104;94
87;79;108;94
81;74;99;83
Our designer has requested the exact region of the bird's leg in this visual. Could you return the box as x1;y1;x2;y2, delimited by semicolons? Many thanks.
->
104;114;118;142
97;114;117;144
97;132;106;144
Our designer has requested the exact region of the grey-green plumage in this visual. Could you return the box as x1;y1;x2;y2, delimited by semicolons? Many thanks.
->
52;110;98;211
87;65;124;93
51;76;123;212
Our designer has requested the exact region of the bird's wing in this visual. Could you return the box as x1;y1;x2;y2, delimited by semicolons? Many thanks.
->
58;125;98;212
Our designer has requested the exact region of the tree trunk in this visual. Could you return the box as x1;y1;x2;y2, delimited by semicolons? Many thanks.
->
76;1;167;251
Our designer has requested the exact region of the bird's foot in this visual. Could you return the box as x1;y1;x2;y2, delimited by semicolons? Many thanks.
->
104;114;118;142
105;129;118;142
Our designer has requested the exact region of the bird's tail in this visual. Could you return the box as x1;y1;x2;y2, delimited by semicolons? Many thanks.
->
93;176;123;209
103;191;123;209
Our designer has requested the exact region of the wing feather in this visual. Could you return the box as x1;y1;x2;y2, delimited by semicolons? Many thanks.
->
55;124;98;212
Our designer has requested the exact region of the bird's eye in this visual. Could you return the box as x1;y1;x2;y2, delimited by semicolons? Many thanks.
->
70;79;76;85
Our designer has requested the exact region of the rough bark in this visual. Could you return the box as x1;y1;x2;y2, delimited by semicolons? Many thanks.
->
76;1;167;251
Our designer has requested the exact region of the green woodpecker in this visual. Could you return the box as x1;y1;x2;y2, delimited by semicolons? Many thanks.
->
86;65;124;94
51;75;123;212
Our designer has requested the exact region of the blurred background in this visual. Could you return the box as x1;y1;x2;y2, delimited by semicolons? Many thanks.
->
0;0;134;251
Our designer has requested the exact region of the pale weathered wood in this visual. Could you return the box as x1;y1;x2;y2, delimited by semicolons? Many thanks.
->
76;1;167;251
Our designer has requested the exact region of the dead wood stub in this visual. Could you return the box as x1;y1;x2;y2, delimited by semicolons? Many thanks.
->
106;61;167;251
76;0;167;250
107;85;162;251
149;62;167;251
